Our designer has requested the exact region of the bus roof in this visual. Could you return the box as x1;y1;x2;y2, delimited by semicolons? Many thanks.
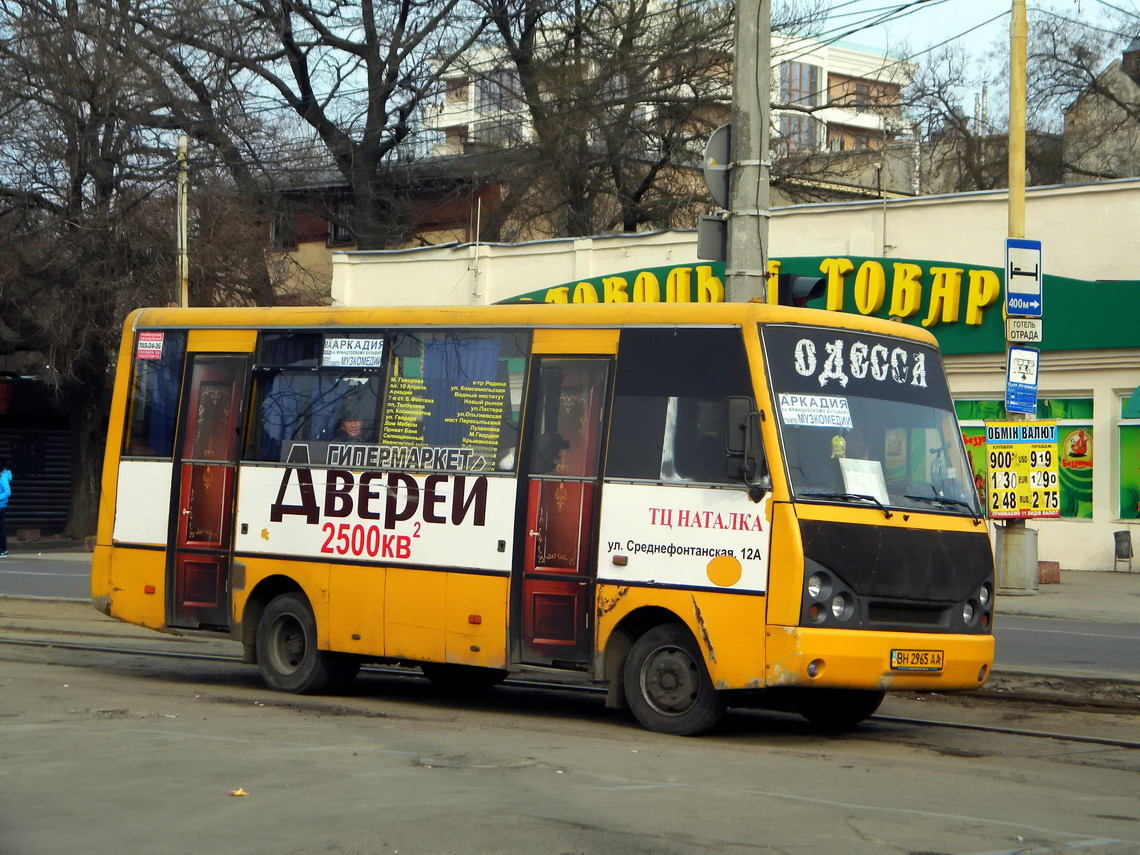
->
126;303;941;348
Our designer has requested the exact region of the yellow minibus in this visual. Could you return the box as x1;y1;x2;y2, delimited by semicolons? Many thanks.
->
93;302;994;734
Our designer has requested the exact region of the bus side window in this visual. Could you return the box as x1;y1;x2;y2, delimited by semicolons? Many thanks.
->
124;330;187;458
245;332;384;462
382;330;529;472
606;328;756;485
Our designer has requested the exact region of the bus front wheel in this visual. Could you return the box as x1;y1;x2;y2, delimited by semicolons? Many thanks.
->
791;688;885;729
623;624;725;736
256;593;340;694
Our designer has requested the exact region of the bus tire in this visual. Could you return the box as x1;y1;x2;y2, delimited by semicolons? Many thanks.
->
255;593;335;694
421;663;507;693
791;688;885;729
623;624;725;736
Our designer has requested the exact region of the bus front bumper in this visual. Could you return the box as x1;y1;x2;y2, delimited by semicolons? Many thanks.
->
765;625;995;692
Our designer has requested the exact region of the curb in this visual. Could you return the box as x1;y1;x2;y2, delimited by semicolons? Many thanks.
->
968;670;1140;712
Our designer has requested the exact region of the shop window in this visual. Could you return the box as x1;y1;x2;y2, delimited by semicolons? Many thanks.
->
606;328;756;485
124;330;188;458
955;398;1093;519
1118;396;1140;519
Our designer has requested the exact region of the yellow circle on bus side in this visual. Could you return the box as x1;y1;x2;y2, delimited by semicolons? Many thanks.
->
706;554;742;587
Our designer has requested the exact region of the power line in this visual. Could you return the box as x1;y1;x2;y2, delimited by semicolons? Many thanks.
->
1090;0;1140;21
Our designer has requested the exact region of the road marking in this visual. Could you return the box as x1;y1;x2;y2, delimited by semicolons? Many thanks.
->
1000;625;1139;641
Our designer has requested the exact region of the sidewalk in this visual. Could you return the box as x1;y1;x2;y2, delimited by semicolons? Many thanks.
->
997;568;1140;624
3;536;90;555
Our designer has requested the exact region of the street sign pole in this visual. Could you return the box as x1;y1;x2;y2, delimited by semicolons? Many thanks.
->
999;0;1039;595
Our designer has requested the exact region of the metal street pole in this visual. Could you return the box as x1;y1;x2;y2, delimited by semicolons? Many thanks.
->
726;0;771;302
999;0;1038;594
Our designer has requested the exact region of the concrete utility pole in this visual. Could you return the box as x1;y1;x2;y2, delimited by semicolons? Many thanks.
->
1008;0;1026;243
726;0;771;302
177;135;190;308
999;0;1039;594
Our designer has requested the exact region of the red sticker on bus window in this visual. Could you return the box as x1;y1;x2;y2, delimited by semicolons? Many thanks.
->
136;331;164;360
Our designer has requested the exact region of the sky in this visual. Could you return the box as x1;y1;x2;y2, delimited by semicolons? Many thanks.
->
795;0;1138;61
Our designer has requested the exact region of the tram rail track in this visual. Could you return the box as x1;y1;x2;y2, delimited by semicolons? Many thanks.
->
3;634;1137;750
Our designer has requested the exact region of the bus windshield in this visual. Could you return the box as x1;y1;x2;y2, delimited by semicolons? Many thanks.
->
762;324;982;517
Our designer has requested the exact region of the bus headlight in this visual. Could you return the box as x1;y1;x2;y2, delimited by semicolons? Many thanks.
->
830;594;853;621
978;582;992;607
807;573;823;598
962;601;976;625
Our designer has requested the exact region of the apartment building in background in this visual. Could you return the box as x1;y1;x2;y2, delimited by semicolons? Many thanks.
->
268;32;914;302
1063;36;1140;182
426;34;910;165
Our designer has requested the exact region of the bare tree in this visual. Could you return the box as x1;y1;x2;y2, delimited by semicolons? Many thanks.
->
0;0;278;536
472;0;909;235
477;0;724;237
903;42;1065;193
120;0;490;250
1029;9;1139;181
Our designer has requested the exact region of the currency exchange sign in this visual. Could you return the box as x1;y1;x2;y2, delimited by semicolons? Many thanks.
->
985;420;1059;519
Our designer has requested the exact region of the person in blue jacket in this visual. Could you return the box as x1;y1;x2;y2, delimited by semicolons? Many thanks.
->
0;457;11;557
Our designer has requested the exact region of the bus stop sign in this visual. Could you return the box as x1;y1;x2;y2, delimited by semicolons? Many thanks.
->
1005;238;1043;317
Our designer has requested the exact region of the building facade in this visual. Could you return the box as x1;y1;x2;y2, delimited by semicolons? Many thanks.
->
330;179;1140;572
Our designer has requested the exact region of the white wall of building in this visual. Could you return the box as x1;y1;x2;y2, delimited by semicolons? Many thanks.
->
333;230;700;307
332;178;1140;305
769;178;1140;279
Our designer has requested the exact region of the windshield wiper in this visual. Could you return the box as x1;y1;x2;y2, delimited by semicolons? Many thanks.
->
904;493;983;524
798;491;892;519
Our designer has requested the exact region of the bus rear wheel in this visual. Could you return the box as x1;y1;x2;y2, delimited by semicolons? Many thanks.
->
256;593;339;694
623;624;725;736
791;688;885;729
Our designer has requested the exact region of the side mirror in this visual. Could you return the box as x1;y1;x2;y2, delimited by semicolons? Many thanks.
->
725;397;770;499
726;396;752;455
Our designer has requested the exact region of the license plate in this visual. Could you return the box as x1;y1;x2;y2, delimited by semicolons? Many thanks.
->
890;649;944;671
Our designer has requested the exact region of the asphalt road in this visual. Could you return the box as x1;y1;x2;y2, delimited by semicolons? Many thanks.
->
3;550;1137;684
994;614;1140;681
0;551;91;599
1;638;1138;855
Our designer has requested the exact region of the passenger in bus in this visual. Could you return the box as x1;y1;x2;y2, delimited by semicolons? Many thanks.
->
333;417;365;442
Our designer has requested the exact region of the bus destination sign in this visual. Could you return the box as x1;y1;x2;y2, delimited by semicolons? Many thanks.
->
985;420;1060;519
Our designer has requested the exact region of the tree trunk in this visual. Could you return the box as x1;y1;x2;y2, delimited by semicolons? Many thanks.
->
64;379;108;540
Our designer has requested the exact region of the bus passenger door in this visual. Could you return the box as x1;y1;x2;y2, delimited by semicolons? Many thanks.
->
517;358;609;666
168;355;248;630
